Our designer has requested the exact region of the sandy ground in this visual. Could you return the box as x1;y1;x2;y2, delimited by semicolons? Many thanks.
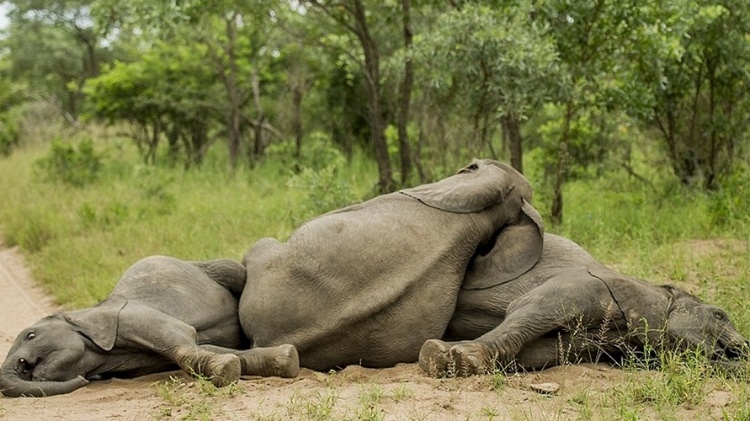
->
0;243;742;420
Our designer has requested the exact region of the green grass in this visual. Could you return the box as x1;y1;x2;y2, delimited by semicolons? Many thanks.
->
153;374;243;420
0;133;376;307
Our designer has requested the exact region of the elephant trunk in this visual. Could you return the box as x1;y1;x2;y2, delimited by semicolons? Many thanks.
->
0;361;89;397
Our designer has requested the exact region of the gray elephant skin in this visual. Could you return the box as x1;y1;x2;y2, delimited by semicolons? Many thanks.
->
240;159;544;371
0;256;299;397
419;233;749;377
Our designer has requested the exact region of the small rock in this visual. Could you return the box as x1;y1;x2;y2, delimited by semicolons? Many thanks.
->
529;382;560;395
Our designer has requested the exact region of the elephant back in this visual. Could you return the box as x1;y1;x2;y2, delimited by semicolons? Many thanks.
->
111;256;241;333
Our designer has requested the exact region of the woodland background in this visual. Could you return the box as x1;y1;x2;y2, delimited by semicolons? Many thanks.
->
0;0;748;306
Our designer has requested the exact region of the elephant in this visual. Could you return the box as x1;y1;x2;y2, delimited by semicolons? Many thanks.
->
0;256;299;397
419;233;749;377
240;159;545;371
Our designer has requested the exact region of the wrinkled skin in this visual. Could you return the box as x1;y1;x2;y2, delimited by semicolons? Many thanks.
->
0;256;299;397
419;234;749;377
240;159;544;371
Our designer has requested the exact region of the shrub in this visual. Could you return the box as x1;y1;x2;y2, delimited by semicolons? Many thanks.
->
0;112;20;156
34;137;102;187
708;166;750;231
286;145;360;226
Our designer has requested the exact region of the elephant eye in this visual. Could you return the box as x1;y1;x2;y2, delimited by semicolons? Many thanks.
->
714;311;726;321
26;332;36;340
459;162;479;174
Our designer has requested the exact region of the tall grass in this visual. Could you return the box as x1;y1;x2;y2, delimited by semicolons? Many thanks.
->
0;133;376;307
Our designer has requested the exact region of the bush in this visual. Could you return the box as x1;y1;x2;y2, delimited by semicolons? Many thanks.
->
34;137;102;187
708;166;750;231
286;145;360;226
0;112;20;156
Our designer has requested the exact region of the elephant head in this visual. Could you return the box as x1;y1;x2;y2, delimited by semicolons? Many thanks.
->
0;300;124;397
663;287;749;360
401;159;544;290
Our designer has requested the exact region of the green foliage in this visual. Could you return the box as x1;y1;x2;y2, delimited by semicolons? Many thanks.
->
33;137;102;187
0;111;20;156
154;375;242;420
285;137;363;226
83;41;220;166
2;0;116;120
3;207;58;253
0;135;378;307
631;0;750;189
417;2;560;117
0;71;25;155
526;104;634;183
708;165;750;230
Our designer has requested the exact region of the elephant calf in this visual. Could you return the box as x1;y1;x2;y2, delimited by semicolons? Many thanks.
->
420;234;749;376
0;256;299;397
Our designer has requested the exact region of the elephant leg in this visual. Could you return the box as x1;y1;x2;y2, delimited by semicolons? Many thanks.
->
200;344;300;378
117;304;241;387
423;279;610;377
515;329;631;370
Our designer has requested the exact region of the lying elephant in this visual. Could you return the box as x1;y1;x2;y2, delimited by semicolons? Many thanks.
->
419;234;749;376
240;159;544;371
0;256;299;397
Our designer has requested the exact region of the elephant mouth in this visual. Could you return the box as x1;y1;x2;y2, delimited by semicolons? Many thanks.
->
721;344;748;361
14;358;39;381
715;338;749;361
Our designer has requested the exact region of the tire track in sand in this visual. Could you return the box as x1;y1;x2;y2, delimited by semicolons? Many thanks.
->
0;246;56;357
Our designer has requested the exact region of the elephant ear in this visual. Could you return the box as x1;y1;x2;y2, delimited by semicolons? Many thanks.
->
463;200;545;289
400;160;513;214
587;266;672;346
63;298;127;352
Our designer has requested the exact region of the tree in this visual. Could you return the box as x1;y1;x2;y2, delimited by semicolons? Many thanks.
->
636;0;750;189
537;0;674;225
2;0;113;121
397;0;414;185
84;42;221;166
307;0;397;193
93;0;282;168
416;2;560;174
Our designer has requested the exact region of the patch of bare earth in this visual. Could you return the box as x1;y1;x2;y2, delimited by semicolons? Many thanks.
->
0;242;745;420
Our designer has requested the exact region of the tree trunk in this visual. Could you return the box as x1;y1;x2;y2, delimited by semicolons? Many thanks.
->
551;102;574;226
501;112;524;174
251;69;266;160
292;84;304;161
397;0;414;185
352;0;396;193
224;14;242;169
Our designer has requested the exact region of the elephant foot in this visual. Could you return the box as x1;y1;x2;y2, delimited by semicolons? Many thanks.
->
174;346;241;387
418;339;453;378
239;344;300;378
270;344;300;378
449;342;496;376
206;354;242;387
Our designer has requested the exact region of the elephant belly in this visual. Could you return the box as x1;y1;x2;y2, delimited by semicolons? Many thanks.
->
240;273;460;370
